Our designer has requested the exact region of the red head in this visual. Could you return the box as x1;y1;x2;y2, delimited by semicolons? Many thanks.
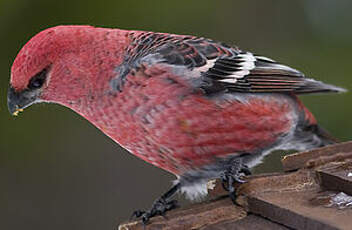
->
8;25;127;115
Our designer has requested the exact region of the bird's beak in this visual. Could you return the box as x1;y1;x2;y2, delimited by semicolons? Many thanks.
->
7;86;39;116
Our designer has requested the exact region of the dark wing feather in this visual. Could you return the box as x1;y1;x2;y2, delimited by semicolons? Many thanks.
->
123;32;237;68
202;54;345;94
114;31;345;94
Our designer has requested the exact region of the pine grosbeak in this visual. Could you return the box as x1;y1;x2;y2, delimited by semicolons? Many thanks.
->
8;26;346;223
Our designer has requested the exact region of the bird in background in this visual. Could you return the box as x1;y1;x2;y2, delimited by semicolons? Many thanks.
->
8;26;346;224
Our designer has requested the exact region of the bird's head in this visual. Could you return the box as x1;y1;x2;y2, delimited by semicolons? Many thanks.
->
8;25;126;116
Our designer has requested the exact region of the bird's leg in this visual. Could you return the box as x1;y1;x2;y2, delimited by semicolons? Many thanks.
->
131;183;180;225
220;158;249;203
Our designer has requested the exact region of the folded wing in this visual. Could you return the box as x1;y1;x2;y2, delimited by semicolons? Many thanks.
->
115;31;346;95
202;53;346;94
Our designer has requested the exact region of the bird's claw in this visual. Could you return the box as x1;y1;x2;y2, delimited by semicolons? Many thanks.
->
220;161;250;203
239;164;252;176
130;210;145;220
131;198;178;225
220;172;246;191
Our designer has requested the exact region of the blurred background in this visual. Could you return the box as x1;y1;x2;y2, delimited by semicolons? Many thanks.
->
1;0;351;229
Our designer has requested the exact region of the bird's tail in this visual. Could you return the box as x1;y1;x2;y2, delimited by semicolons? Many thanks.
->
292;96;340;150
295;78;347;94
308;124;339;146
316;125;340;145
289;123;338;153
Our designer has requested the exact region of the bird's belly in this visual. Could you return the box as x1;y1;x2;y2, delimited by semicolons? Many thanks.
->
94;90;298;175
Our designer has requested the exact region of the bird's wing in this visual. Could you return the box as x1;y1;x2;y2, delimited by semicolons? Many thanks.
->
113;31;345;95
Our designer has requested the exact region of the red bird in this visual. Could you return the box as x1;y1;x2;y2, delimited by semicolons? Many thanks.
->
8;26;345;223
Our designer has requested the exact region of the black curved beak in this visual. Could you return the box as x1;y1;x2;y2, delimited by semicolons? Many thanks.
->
7;86;38;116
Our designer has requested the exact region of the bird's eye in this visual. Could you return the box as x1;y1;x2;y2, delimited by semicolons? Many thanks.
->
28;68;48;89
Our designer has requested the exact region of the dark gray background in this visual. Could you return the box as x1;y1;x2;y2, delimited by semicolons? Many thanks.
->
1;0;351;229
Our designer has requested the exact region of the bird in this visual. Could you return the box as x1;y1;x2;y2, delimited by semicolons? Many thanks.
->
8;25;346;224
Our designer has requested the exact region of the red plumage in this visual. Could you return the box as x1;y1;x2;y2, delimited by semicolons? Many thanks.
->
91;64;295;175
8;25;345;222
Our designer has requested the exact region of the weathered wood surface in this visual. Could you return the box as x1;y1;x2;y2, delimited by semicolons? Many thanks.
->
118;142;352;230
316;160;352;196
239;169;352;230
118;198;246;230
201;214;290;230
281;141;352;171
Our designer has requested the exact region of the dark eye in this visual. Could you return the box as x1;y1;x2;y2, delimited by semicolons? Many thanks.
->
28;68;48;89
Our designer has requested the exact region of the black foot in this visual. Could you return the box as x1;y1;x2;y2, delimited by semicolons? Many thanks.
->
131;198;178;224
220;158;248;203
131;183;180;225
239;164;252;176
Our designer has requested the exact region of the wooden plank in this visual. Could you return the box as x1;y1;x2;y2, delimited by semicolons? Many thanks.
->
239;169;352;230
118;198;246;230
281;141;352;171
246;194;340;230
316;160;352;195
201;214;290;230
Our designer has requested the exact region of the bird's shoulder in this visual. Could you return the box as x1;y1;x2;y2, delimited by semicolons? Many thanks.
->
123;31;238;68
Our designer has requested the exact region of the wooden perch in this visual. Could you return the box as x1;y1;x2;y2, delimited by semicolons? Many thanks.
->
119;141;352;230
281;141;352;171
